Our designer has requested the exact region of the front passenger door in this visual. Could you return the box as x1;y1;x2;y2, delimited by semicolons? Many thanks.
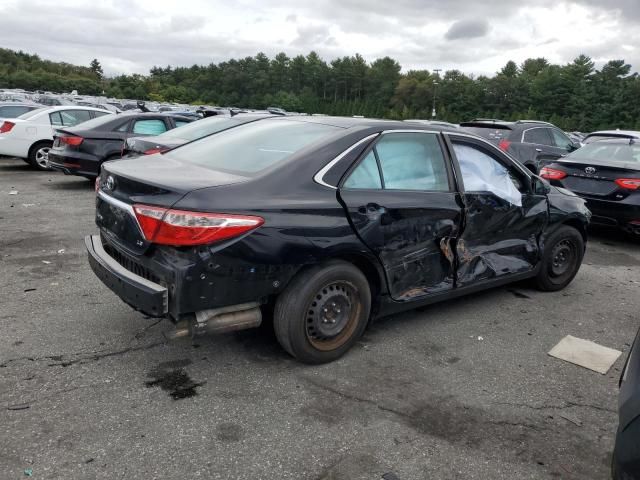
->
339;132;463;301
447;136;548;287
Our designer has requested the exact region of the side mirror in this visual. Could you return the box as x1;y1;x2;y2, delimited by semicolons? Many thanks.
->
532;175;551;194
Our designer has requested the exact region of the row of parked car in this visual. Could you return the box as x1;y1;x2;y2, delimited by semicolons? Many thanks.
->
0;101;638;237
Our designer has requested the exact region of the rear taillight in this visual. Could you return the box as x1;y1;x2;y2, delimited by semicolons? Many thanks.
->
615;178;640;190
59;135;83;146
0;121;15;133
133;204;264;246
498;139;511;151
143;147;168;155
540;167;567;180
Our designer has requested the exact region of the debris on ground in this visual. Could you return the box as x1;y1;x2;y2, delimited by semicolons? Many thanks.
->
42;260;51;264
57;249;65;254
548;335;622;374
22;203;35;207
477;336;484;341
24;468;33;477
9;190;18;195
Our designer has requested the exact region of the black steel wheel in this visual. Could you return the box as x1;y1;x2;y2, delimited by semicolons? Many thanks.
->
274;261;371;364
535;225;584;291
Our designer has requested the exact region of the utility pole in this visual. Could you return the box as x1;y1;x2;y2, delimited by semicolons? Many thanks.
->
432;68;441;118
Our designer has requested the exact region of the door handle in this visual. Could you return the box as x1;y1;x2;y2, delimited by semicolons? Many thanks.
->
535;148;542;152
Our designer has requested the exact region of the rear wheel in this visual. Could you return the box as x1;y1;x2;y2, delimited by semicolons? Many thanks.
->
27;141;53;170
535;225;584;291
274;261;371;364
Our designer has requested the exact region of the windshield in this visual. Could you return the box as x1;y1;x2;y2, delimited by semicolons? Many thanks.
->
160;116;261;141
567;140;640;164
461;126;510;141
167;119;341;175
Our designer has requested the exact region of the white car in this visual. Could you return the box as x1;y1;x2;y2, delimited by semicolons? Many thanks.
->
0;106;113;170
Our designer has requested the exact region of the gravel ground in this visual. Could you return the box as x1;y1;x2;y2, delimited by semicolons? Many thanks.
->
1;157;639;480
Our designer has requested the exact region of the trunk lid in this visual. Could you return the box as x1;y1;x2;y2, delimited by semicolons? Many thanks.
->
96;155;249;254
555;158;640;198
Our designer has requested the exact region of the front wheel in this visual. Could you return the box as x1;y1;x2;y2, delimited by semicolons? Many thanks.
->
274;261;371;364
28;141;53;171
535;225;584;291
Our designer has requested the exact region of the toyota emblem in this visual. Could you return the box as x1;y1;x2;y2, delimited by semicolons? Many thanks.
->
585;167;596;175
105;175;115;191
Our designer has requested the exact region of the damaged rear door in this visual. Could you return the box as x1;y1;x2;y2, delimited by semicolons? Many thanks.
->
446;134;548;287
338;131;462;301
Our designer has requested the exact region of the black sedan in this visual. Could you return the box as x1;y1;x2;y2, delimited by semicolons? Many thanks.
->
541;135;640;236
123;113;272;156
613;327;640;479
86;117;591;363
48;112;195;179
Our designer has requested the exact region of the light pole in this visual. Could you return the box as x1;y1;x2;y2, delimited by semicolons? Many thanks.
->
432;69;441;119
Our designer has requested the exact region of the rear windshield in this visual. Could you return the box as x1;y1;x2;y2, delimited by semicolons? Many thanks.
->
160;116;258;142
567;141;640;164
461;126;510;141
583;134;638;145
167;119;341;174
0;105;35;118
18;107;48;120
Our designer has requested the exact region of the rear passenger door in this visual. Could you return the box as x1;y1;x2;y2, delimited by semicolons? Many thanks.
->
338;131;462;301
446;134;548;287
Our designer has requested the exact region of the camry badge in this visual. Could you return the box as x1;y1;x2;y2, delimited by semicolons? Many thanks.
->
585;167;596;174
105;175;115;191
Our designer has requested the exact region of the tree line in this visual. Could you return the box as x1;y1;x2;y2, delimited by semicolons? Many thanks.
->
1;47;639;131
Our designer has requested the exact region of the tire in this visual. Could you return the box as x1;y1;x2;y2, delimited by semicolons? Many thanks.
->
534;225;584;291
27;141;53;170
273;261;371;364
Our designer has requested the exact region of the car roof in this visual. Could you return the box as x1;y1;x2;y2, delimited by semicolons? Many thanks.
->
0;102;38;107
265;115;461;133
585;130;640;139
460;119;555;130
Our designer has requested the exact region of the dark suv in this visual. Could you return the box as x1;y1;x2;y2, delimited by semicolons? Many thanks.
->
460;119;581;173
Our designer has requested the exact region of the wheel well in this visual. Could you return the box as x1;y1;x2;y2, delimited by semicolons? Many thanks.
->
561;218;587;242
333;254;384;299
28;140;52;158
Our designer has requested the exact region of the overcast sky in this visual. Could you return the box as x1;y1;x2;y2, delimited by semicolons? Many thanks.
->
0;0;638;76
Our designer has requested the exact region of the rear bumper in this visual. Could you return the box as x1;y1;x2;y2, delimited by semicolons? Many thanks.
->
49;151;101;178
580;196;640;229
85;235;168;317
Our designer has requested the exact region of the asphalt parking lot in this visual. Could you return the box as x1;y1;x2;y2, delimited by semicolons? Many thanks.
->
1;157;639;480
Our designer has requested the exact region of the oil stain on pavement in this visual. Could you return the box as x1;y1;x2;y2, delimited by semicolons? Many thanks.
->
145;359;205;400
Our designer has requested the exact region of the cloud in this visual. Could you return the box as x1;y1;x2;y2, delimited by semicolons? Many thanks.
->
0;0;638;77
444;19;490;40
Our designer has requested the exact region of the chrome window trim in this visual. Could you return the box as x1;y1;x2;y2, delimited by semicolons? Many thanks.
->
313;130;449;189
97;190;144;234
444;132;533;178
313;133;380;189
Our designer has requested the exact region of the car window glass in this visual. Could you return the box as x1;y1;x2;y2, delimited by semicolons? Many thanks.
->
375;133;449;191
523;128;552;145
133;119;167;135
175;120;190;128
115;121;130;132
551;129;572;149
92;111;110;119
61;109;92;126
453;142;523;206
0;105;31;118
49;111;63;126
343;150;382;189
